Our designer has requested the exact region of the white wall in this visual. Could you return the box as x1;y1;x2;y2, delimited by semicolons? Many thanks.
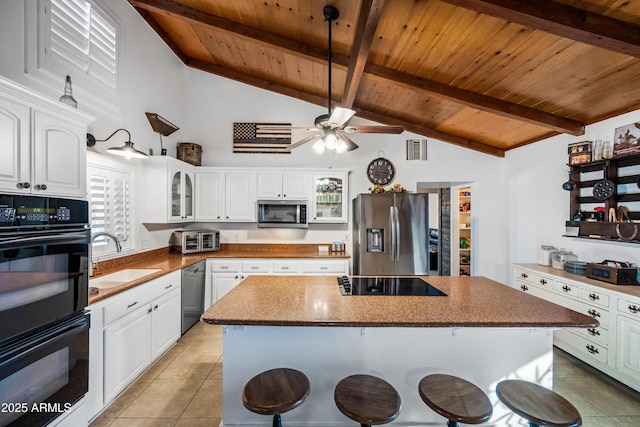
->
506;111;640;279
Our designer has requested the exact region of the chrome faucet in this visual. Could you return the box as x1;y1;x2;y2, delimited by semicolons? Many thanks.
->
91;232;122;252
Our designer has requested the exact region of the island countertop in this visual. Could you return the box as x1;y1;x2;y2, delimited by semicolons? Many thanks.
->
201;275;598;328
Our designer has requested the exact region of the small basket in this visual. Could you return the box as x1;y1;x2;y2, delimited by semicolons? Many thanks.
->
177;142;202;166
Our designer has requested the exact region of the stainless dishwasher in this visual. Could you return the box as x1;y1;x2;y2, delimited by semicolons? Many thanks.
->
181;260;205;334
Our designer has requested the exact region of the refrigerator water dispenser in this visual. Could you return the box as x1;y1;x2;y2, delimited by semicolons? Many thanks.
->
367;228;384;252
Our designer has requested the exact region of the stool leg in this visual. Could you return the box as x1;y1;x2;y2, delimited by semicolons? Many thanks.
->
359;424;371;427
272;414;282;427
447;420;458;427
528;423;540;427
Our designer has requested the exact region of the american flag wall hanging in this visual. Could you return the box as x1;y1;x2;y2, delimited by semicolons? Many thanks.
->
233;123;292;153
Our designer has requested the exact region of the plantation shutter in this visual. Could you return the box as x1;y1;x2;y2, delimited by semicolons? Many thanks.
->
88;169;131;251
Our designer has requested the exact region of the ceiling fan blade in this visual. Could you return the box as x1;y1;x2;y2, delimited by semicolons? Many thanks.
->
337;132;359;151
283;134;321;152
327;107;356;128
343;125;404;134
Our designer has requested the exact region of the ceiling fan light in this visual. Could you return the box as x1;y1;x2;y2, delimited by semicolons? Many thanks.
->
324;132;338;149
312;139;326;154
336;139;348;153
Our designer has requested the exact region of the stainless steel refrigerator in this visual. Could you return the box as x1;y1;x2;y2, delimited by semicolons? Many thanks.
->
352;193;429;275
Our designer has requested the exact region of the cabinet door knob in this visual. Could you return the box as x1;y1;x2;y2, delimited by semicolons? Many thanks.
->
562;285;571;292
520;273;528;279
629;304;639;314
586;344;599;354
587;309;601;318
520;284;529;291
17;182;31;189
35;184;47;191
589;293;600;301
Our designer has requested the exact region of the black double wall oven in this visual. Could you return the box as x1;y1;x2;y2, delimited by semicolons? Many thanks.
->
0;195;90;427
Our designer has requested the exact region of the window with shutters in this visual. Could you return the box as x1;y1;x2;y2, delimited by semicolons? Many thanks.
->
28;0;121;110
88;163;133;256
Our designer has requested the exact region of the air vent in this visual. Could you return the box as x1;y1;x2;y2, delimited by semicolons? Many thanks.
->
406;139;427;160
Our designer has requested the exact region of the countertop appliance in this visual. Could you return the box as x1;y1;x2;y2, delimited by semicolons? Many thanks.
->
257;199;308;228
0;194;90;426
352;193;429;275
338;276;447;296
181;260;206;334
171;229;219;254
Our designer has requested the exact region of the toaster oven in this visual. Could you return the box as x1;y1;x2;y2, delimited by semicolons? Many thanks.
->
171;229;220;254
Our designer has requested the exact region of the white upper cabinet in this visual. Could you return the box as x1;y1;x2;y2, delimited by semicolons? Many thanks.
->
311;172;349;223
256;171;309;199
142;156;195;223
0;77;93;198
195;171;225;221
225;171;256;221
194;169;256;222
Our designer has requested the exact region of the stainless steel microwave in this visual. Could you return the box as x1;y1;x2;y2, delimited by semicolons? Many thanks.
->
257;200;308;228
171;229;220;254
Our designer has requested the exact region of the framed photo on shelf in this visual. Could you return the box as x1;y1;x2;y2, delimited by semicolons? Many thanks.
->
613;122;640;158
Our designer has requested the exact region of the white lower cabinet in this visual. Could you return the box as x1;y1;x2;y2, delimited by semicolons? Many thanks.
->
205;258;349;307
88;271;181;420
513;264;640;393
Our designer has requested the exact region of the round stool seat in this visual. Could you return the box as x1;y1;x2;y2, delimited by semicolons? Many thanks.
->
334;374;401;426
419;374;493;425
242;368;310;416
496;380;581;427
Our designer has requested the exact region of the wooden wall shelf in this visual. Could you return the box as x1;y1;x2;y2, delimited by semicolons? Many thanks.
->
567;154;640;243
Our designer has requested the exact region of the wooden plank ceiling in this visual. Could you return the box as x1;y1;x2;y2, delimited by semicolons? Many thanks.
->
128;0;640;157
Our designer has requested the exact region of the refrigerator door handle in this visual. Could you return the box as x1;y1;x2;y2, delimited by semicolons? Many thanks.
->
389;206;396;262
393;206;400;261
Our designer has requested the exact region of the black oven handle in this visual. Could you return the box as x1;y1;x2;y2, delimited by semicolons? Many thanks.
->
0;232;90;249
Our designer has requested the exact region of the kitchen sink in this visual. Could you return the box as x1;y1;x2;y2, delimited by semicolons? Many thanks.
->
90;268;162;289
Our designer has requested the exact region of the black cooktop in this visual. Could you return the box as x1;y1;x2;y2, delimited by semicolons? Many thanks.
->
338;276;447;296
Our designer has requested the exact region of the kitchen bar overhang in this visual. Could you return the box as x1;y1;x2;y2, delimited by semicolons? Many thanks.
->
202;275;596;425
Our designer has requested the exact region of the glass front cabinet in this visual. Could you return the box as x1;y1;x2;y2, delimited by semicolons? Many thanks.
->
311;172;348;223
170;167;194;221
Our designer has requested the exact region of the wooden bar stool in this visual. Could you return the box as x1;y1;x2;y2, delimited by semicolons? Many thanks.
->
334;374;401;427
242;368;310;427
418;374;493;427
496;380;581;427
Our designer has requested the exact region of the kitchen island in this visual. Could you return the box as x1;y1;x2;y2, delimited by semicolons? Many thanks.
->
202;275;597;426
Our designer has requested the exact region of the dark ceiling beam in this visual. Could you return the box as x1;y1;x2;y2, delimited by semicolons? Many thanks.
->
187;58;504;157
357;109;506;157
341;0;386;108
129;0;350;67
439;0;640;58
365;63;585;135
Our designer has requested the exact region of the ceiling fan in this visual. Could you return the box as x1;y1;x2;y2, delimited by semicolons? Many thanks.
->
280;5;403;153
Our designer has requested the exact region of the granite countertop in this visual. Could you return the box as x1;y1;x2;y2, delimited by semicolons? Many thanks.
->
89;244;350;304
201;275;598;328
516;263;640;299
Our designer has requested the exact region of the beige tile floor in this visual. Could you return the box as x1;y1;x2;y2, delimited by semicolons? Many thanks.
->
90;322;640;426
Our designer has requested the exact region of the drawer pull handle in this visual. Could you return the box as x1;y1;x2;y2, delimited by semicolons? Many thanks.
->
520;285;528;291
587;328;600;336
281;266;290;270
165;284;173;289
250;266;259;270
148;307;153;314
220;266;229;269
587;309;601;318
127;302;138;309
154;304;159;310
586;344;599;354
320;266;328;270
540;279;547;285
562;285;571;293
520;273;528;279
589;293;600;301
629;305;639;314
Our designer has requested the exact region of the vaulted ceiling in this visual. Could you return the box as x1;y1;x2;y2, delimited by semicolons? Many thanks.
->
128;0;640;157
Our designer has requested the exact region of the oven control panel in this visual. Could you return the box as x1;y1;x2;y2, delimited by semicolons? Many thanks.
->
0;195;88;228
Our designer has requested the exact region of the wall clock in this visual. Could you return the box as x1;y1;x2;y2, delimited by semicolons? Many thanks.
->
367;155;395;185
